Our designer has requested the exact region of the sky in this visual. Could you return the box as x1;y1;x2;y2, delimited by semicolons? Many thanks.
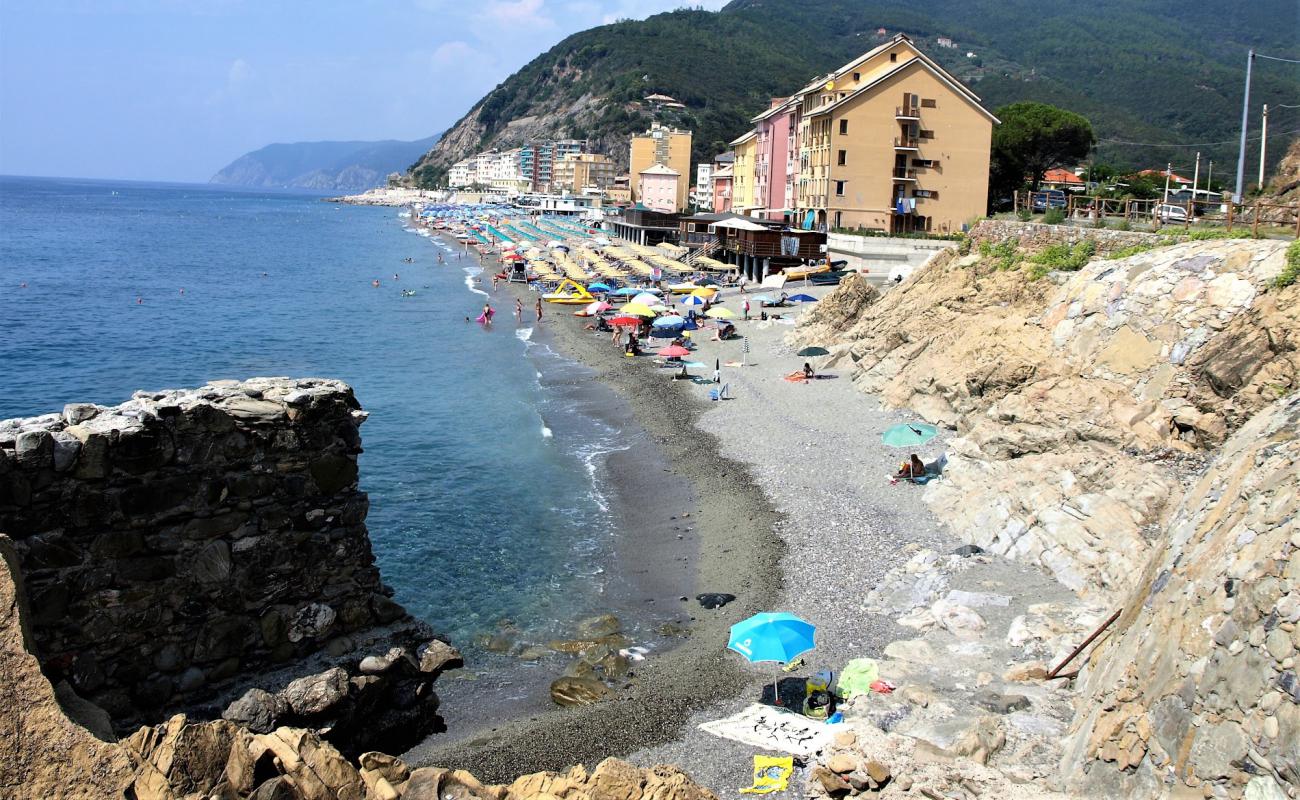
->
0;0;728;182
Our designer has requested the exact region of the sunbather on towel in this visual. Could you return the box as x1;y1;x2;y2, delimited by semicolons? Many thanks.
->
894;453;926;480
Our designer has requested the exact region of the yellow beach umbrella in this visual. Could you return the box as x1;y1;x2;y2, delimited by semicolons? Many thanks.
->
690;287;719;298
618;302;657;317
706;307;736;319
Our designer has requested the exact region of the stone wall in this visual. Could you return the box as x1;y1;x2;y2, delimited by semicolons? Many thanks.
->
1060;394;1299;799
969;219;1173;257
0;378;417;732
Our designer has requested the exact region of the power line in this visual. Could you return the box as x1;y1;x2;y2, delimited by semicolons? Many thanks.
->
1098;126;1300;148
1256;53;1300;64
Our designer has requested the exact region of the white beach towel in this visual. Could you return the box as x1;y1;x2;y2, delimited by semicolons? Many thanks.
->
698;703;835;756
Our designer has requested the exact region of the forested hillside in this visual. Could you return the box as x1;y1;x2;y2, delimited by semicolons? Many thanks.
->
410;0;1298;187
212;135;440;192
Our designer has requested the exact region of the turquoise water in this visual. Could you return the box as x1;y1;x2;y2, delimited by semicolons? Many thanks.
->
0;175;625;649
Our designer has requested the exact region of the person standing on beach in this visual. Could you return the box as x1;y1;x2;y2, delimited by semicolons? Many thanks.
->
515;298;523;322
492;275;499;292
742;297;751;320
535;298;543;322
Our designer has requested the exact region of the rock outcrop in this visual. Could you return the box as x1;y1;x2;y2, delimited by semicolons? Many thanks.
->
1060;394;1299;799
2;482;717;800
0;378;448;753
794;225;1295;599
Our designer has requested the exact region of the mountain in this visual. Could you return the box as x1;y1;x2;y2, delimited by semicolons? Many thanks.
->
410;0;1298;188
212;135;440;192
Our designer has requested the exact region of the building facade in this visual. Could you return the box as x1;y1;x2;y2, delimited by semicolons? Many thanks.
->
711;165;733;213
730;131;757;214
638;164;682;213
629;123;692;210
552;153;618;193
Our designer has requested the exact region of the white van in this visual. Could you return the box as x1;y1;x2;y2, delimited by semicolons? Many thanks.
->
1154;204;1192;224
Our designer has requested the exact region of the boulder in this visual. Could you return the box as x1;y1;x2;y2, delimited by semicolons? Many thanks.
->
550;676;613;707
224;688;286;734
281;667;350;717
418;639;463;674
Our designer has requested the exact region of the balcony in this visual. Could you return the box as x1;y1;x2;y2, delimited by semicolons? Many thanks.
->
894;137;920;150
895;105;921;120
892;167;918;181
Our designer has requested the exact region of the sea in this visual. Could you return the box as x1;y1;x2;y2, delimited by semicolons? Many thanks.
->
0;175;635;657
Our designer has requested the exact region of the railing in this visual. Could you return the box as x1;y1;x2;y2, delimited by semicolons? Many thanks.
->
894;137;920;149
1011;192;1299;237
683;238;722;265
722;238;824;259
892;168;918;180
896;105;920;118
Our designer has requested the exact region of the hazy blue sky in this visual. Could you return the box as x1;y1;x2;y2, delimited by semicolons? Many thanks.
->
0;1;727;182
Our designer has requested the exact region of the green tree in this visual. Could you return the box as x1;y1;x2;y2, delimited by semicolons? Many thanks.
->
990;102;1096;201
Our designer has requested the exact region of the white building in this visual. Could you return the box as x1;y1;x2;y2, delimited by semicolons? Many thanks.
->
692;163;713;210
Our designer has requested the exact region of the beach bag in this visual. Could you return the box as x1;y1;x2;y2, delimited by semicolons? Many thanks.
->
739;755;794;794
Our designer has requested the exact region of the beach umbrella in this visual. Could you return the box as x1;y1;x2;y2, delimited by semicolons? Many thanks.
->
618;303;656;317
728;612;817;706
682;361;708;369
750;295;774;305
582;301;612;315
631;292;660;306
881;422;938;448
501;243;518;251
634;286;663;294
728;612;816;664
690;287;719;298
610;316;641;327
612;287;641;297
696;278;721;286
587;282;612;293
706;307;736;319
789;294;818;303
652;315;686;328
657;345;691;358
680;295;706;306
547;240;562;248
797;346;830;357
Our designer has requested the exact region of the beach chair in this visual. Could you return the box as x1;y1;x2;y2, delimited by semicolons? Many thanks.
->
709;384;730;401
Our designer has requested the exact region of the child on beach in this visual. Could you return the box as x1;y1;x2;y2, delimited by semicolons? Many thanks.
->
482;303;495;324
515;298;523;321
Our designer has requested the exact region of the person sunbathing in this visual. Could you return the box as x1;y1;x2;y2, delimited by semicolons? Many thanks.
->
894;454;926;480
803;362;815;379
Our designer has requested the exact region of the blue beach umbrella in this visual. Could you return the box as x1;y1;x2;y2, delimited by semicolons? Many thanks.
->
788;293;817;303
680;294;706;306
652;315;686;328
588;282;612;293
750;295;774;305
881;422;938;448
612;287;640;297
728;612;817;664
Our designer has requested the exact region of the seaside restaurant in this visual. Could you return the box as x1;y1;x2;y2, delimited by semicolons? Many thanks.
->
679;213;826;281
609;205;681;246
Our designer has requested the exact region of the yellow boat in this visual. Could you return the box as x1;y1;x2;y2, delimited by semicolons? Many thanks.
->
784;263;831;280
543;278;597;304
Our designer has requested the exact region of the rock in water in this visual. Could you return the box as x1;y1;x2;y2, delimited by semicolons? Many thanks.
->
550;676;613;707
696;593;735;609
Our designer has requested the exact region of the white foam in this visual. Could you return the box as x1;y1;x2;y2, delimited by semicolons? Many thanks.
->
541;425;553;439
463;266;488;298
515;327;534;342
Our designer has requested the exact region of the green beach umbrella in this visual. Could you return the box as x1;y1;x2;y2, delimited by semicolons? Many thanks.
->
881;422;938;448
797;346;830;357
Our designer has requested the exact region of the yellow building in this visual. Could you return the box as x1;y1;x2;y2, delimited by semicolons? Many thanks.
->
794;35;995;234
730;131;757;214
629;122;692;210
553;153;618;193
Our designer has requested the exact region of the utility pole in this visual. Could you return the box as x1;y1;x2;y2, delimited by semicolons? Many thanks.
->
1258;104;1269;190
1192;152;1201;198
1234;50;1254;203
1163;162;1172;203
1207;160;1214;195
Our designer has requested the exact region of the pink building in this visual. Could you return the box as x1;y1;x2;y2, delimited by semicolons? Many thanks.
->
752;98;798;222
712;165;733;212
638;164;682;213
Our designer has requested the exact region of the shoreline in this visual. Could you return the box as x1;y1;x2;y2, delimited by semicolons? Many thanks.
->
402;237;787;781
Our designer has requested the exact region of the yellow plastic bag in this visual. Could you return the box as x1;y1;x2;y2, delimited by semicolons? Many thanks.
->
739;755;794;794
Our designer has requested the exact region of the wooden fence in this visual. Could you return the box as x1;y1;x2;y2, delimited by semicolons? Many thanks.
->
1014;192;1299;237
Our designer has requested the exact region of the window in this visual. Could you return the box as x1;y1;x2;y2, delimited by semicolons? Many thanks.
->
853;72;861;81
921;98;937;108
834;211;843;228
837;150;847;166
687;223;697;232
839;119;848;135
912;159;938;169
835;180;846;196
890;52;897;62
914;189;939;199
920;130;935;139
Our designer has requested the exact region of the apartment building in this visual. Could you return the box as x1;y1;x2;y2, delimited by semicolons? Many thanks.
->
723;35;994;233
794;35;995;233
637;164;682;214
629;122;692;210
552;152;617;193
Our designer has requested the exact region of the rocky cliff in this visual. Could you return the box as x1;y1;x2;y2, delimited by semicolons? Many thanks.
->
792;223;1298;796
0;378;449;755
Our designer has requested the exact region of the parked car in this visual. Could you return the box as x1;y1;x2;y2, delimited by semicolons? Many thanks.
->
1030;190;1067;211
1153;203;1192;224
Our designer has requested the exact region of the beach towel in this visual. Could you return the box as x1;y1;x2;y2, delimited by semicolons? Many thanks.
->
739;755;794;794
836;658;880;699
699;704;834;756
784;372;809;383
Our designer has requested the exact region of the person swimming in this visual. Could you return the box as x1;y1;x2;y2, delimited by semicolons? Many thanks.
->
372;279;381;288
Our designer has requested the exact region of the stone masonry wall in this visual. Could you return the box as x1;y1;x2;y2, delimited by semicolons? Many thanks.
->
969;219;1174;257
0;378;411;731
